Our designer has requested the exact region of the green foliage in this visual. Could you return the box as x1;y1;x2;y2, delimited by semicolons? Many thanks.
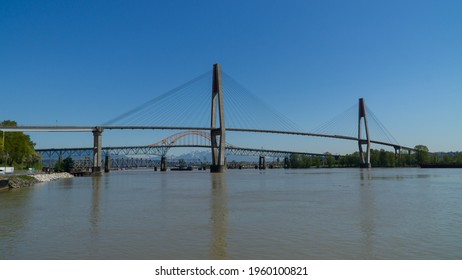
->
430;152;462;164
17;175;35;181
313;157;321;168
54;157;63;172
325;153;334;168
288;145;462;169
289;154;303;168
456;153;462;163
369;149;396;167
54;157;74;172
338;152;360;167
62;157;74;172
1;120;41;169
414;145;430;164
289;153;339;168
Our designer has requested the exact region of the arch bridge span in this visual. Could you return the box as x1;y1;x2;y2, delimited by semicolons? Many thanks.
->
36;130;329;161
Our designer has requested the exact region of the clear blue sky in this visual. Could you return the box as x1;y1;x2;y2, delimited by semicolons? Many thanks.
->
1;0;461;153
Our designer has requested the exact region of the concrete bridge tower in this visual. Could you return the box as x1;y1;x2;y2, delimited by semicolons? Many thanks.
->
210;64;226;173
92;126;104;175
358;98;371;168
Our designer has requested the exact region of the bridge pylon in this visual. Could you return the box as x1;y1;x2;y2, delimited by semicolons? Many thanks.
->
210;64;226;173
259;156;266;170
283;156;290;169
104;155;111;173
358;98;371;168
92;126;104;175
160;155;168;171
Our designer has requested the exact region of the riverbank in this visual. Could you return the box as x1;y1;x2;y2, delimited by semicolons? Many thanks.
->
0;173;74;189
31;172;74;182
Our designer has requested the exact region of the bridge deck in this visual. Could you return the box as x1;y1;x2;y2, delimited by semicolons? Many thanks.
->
1;125;417;151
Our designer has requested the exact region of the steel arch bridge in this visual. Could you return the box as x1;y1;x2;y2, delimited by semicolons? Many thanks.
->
36;130;329;160
148;130;234;156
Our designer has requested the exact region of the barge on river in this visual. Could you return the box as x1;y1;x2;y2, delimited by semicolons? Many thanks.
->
419;163;462;168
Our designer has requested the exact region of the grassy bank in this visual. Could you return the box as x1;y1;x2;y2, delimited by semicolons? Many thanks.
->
2;175;39;189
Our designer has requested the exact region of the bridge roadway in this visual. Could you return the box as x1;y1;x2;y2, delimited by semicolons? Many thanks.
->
0;125;417;152
36;144;330;159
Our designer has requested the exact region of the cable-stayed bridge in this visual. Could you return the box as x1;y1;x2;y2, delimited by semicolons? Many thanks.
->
1;64;417;174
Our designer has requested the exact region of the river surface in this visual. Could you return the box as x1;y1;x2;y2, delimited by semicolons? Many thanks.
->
1;168;461;260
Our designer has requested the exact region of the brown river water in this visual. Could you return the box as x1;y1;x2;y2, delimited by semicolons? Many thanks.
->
1;168;461;259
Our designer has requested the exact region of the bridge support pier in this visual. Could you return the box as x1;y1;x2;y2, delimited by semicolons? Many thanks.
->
210;64;226;173
259;156;266;170
358;98;371;168
92;127;103;175
160;155;167;171
283;156;290;169
104;155;111;173
394;146;401;166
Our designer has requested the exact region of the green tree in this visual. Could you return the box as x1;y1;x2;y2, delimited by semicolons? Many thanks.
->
379;149;388;167
290;153;301;168
342;152;359;167
62;157;74;172
54;157;64;172
387;152;396;167
301;155;312;168
400;151;413;166
325;152;334;168
1;120;40;168
455;153;462;164
415;145;430;164
313;157;321;168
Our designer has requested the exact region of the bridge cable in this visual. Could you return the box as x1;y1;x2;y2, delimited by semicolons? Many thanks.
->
366;107;399;145
311;103;358;138
103;70;212;126
222;72;303;132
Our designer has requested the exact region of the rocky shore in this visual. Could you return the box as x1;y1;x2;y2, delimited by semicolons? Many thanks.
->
1;172;74;189
5;176;39;189
31;172;74;183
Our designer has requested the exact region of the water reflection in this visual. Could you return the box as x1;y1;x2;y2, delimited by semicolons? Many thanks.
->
90;176;102;235
0;188;32;259
209;173;228;259
60;177;74;188
3;169;460;259
359;169;376;259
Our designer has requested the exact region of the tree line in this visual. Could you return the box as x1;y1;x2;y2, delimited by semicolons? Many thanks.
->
289;145;462;168
289;150;406;168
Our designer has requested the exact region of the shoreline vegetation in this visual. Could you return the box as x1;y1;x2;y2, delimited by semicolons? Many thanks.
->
289;147;462;168
0;172;74;190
